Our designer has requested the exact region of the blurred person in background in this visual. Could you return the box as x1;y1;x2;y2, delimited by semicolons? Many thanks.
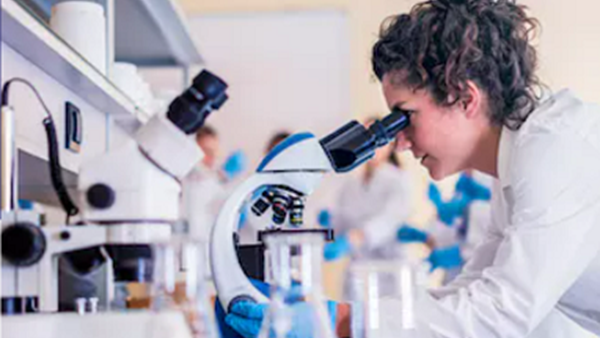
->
319;116;413;262
181;125;247;243
398;170;493;284
265;131;291;154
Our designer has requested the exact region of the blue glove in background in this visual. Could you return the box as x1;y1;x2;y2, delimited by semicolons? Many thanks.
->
225;300;337;338
429;182;468;226
323;235;352;261
397;225;429;243
216;279;270;338
428;245;463;270
437;196;470;226
222;150;247;180
456;174;491;201
18;199;34;210
428;183;443;207
224;302;266;338
317;209;331;228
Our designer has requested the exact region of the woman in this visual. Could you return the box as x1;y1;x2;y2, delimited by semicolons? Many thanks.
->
371;0;600;336
226;1;600;336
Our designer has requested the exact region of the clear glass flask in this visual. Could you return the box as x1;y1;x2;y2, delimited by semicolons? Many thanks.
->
347;253;422;338
259;231;336;338
150;240;218;338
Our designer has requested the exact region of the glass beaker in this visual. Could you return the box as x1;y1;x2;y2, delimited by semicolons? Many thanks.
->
347;256;421;338
150;240;218;338
259;231;335;338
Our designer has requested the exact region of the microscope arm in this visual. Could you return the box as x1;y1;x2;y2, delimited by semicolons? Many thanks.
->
211;171;329;309
211;109;411;311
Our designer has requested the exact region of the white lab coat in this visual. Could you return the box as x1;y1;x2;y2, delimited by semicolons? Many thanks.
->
332;162;412;257
408;89;600;337
181;164;227;242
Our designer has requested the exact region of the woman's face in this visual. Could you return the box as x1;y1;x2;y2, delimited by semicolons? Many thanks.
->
382;74;482;180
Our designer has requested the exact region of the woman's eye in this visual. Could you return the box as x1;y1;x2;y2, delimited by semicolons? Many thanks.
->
393;107;413;115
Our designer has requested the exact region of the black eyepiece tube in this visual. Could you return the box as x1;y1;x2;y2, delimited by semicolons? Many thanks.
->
368;107;411;147
167;70;228;134
381;107;411;140
320;109;410;173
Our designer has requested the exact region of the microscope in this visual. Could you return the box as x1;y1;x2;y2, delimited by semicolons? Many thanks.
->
210;108;411;310
1;70;228;337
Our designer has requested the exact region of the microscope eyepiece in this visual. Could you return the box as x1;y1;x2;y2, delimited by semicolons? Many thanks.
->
320;108;411;173
167;70;228;134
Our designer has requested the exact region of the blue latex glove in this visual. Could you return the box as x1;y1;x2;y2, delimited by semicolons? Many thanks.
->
215;279;270;338
429;182;467;226
317;209;331;228
427;183;443;207
436;197;464;226
225;300;337;338
428;245;463;270
323;235;352;261
222;150;247;180
397;225;429;243
18;199;34;210
456;173;491;201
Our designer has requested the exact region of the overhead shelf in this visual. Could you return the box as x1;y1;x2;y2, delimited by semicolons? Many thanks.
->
1;0;148;132
14;0;203;67
114;0;203;66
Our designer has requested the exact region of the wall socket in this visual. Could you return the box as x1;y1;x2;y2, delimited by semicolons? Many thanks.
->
65;102;82;153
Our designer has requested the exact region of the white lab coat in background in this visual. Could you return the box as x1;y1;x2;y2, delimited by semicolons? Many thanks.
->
405;89;600;337
181;164;227;242
429;200;491;258
426;200;492;284
332;162;412;258
428;172;494;283
181;164;235;278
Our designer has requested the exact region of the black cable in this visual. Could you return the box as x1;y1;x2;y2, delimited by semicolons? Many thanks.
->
43;118;79;216
2;78;52;119
1;78;79;219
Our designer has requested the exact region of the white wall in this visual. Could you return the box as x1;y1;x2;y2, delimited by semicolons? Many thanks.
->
525;0;600;103
187;10;352;167
142;10;354;225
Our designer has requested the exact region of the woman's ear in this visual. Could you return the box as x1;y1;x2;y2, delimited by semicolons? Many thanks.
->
462;80;482;119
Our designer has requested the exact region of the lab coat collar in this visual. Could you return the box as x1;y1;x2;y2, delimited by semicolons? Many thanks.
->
497;126;515;188
495;88;569;187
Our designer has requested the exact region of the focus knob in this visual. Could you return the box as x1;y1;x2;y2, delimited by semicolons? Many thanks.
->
87;183;115;209
2;223;46;267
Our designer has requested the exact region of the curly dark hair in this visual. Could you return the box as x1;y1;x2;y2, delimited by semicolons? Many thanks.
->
372;0;542;130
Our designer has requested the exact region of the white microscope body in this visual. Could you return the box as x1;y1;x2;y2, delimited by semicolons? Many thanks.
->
79;113;202;245
211;110;411;311
211;133;334;306
1;70;228;338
